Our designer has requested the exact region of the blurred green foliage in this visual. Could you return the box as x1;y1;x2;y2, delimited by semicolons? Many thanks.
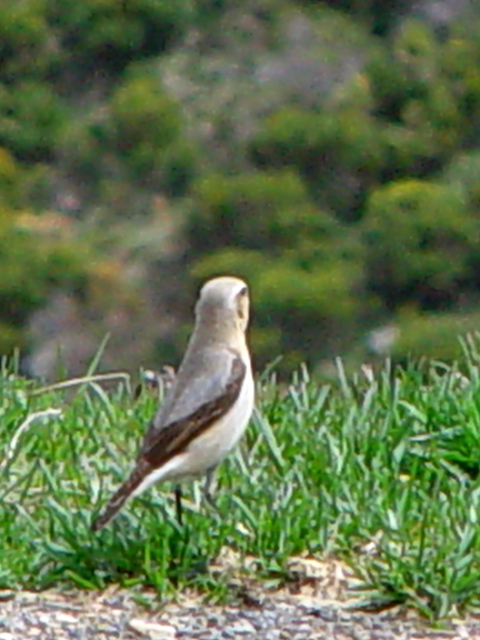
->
393;310;480;363
296;0;416;35
190;170;363;368
108;68;183;181
42;0;194;75
0;208;90;352
1;0;480;374
363;179;479;311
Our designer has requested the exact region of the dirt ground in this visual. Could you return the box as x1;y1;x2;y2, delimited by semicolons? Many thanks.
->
1;555;479;639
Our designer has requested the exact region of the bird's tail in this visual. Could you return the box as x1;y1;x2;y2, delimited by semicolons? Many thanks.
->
91;458;152;531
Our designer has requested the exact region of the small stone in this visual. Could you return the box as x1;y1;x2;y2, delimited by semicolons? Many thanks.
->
226;620;256;634
128;618;176;639
51;612;78;625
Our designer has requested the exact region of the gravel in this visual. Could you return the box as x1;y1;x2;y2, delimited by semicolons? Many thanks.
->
1;557;480;639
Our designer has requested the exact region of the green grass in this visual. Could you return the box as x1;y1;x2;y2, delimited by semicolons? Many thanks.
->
3;339;480;618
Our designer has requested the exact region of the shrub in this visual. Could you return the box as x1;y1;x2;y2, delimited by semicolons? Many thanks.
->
0;1;54;81
249;107;383;220
190;169;340;252
108;68;183;182
0;83;67;162
43;0;194;75
393;310;480;363
363;179;479;311
0;209;90;353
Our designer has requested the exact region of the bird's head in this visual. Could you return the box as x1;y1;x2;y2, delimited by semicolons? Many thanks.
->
196;276;250;333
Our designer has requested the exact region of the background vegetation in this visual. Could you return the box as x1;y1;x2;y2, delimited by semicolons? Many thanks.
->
0;0;480;376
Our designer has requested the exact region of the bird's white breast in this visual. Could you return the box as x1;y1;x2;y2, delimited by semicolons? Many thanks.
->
182;363;254;475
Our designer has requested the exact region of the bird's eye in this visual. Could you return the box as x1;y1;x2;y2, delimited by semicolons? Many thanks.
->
239;286;248;297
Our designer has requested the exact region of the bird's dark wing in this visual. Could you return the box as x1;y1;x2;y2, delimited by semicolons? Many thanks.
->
140;349;246;468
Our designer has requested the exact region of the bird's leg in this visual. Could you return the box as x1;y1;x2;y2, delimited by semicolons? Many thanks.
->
174;484;183;526
203;466;218;510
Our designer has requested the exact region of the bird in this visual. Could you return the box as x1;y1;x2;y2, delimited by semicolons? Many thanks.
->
91;276;254;531
134;365;176;401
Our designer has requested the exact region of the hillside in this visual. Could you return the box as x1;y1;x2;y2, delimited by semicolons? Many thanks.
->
1;0;480;377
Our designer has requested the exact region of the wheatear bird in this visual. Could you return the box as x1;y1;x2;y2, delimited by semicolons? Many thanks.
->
91;276;254;531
